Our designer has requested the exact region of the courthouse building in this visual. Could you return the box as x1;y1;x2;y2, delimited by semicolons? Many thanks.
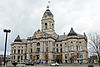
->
10;5;88;63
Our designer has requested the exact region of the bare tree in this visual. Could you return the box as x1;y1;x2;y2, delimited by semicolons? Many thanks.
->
89;34;100;67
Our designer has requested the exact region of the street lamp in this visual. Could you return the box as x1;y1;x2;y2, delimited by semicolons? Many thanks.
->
3;29;11;67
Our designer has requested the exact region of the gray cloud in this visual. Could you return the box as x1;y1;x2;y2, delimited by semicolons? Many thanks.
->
0;0;100;55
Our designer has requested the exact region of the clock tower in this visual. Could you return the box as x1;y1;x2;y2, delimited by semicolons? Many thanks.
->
41;6;55;34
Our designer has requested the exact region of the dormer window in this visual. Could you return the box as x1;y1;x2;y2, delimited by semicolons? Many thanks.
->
45;23;47;29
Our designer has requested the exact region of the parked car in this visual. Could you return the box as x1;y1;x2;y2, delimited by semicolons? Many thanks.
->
25;62;34;66
50;63;59;66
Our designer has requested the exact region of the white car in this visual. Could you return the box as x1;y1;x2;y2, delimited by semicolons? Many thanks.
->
50;63;59;66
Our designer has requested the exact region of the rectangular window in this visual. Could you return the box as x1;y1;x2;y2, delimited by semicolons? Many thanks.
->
46;47;48;52
30;55;32;59
14;49;16;54
60;44;62;47
31;49;32;53
14;56;15;59
70;45;74;50
60;48;62;52
21;50;23;54
46;41;48;46
71;53;74;56
56;48;58;53
36;48;40;52
80;53;83;58
64;47;68;52
18;56;20;59
56;44;58;47
65;54;68;59
21;56;23;60
53;55;55;59
30;43;32;47
18;50;20;54
78;45;82;51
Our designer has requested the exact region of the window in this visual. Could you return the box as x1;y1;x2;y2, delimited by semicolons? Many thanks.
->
18;50;20;54
31;49;32;53
21;56;23;60
36;55;39;59
80;42;81;43
17;56;20;62
30;55;32;59
65;42;68;45
56;44;58;47
36;48;40;52
14;49;16;54
21;50;23;54
60;44;62;47
71;53;74;56
46;41;48;46
18;56;20;59
37;42;40;46
60;48;62;52
52;24;54;26
71;41;73;43
78;45;82;51
65;54;68;59
56;48;58;53
14;56;15;59
46;47;48;52
30;43;32;47
45;23;47;29
80;53;83;58
70;45;74;50
53;55;55;59
64;47;68;52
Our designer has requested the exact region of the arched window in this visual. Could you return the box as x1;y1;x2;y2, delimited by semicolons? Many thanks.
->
45;23;47;29
37;42;40;46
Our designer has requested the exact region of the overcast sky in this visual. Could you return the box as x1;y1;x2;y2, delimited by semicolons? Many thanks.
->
0;0;100;55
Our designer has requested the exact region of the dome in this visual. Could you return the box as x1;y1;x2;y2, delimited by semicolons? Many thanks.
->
68;28;77;36
14;35;22;42
43;6;53;16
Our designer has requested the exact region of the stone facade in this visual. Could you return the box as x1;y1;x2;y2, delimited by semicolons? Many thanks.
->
10;6;88;63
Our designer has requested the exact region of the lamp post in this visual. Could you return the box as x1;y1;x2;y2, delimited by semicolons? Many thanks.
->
3;29;11;67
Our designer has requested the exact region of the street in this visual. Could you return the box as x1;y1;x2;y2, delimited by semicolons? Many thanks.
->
16;64;99;67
